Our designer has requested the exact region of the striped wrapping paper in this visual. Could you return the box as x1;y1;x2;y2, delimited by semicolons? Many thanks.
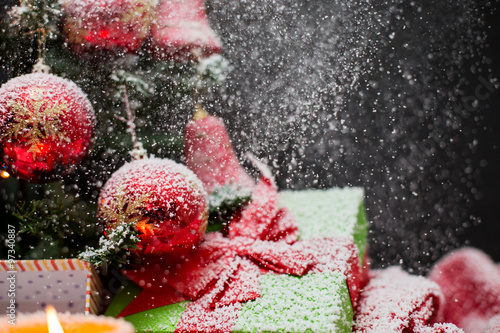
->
0;259;102;315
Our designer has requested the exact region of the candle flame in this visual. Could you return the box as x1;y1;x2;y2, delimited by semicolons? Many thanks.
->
0;170;10;178
46;305;65;333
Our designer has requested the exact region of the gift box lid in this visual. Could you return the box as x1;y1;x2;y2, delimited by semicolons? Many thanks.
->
115;271;353;333
234;272;353;333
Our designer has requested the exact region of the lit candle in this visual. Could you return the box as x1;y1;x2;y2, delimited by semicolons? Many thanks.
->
46;306;64;333
0;306;135;333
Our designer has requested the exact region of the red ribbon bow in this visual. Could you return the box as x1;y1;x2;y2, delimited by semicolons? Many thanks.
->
120;163;362;333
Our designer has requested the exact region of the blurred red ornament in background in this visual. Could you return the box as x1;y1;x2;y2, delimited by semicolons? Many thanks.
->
98;157;208;265
150;0;222;61
61;0;156;55
0;73;95;182
185;106;254;194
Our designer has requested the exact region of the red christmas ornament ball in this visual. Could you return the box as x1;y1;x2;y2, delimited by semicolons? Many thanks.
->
61;0;156;54
98;157;209;265
0;73;95;182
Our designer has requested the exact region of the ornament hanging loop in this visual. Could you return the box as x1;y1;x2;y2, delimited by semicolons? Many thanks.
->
32;58;50;74
191;50;204;108
37;26;47;61
32;26;51;73
115;86;148;160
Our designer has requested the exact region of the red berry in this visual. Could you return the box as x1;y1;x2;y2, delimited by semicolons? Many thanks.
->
98;157;208;265
0;73;95;182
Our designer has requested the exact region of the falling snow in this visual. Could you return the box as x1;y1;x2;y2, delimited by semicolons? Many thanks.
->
202;0;493;273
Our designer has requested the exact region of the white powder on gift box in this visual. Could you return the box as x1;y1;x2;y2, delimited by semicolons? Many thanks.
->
234;272;353;332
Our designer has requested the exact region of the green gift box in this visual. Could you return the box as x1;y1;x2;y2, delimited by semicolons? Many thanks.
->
105;187;368;332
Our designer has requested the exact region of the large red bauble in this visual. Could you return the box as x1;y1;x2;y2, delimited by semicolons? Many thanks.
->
61;0;156;54
98;157;209;265
0;73;95;182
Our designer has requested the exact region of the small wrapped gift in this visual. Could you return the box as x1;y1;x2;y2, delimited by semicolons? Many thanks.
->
0;258;103;315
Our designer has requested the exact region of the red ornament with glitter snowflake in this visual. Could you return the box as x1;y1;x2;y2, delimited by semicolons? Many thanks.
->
61;0;156;55
0;73;95;182
98;157;209;265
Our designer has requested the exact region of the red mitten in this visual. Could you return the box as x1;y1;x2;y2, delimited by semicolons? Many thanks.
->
428;247;500;333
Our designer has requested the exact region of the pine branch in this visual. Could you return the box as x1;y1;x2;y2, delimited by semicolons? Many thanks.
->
79;222;140;269
7;0;62;61
12;199;83;239
208;183;252;225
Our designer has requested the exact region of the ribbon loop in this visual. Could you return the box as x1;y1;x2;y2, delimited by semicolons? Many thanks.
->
260;207;299;244
166;233;233;299
212;257;261;308
228;161;278;240
234;237;312;275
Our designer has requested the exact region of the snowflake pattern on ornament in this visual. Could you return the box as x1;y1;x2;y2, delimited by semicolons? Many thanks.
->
99;186;151;229
1;88;69;158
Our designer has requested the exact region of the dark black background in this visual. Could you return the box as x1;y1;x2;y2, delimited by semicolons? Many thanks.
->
465;3;500;262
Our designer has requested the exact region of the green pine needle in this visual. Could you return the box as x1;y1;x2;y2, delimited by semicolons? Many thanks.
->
208;183;252;225
79;222;140;269
13;200;82;239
